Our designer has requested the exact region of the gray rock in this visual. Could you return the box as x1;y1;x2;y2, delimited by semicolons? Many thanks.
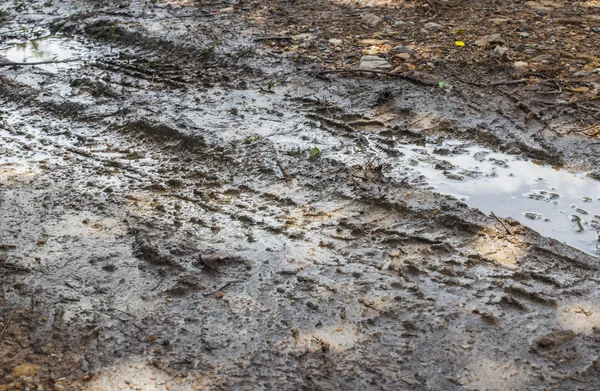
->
359;55;392;71
424;22;443;30
490;46;508;58
393;45;416;55
362;13;383;27
474;34;505;47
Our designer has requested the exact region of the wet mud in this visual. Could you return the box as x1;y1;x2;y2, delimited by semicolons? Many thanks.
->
1;1;600;391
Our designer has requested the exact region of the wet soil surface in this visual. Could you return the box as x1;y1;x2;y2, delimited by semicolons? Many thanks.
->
1;1;600;390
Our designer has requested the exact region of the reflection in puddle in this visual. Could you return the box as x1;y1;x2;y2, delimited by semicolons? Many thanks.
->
403;144;600;256
1;36;87;71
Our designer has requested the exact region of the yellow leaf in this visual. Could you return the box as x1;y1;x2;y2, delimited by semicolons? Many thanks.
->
455;41;465;47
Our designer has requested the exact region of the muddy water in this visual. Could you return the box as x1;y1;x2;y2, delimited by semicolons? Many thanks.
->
1;35;87;71
400;142;600;256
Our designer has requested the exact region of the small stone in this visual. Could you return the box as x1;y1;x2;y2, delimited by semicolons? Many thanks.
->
424;22;443;30
574;71;590;77
359;55;392;71
393;53;411;61
328;38;343;46
488;18;509;24
474;34;505;47
392;45;416;55
358;39;386;47
219;7;234;13
519;32;530;38
362;13;383;27
513;61;528;68
12;363;39;378
306;301;319;310
490;46;508;58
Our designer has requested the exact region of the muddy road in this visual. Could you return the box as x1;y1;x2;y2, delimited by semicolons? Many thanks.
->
1;1;600;390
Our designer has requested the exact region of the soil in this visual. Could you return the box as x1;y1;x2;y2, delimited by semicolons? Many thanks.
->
1;0;600;390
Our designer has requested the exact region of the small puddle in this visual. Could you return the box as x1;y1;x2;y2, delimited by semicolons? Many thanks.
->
1;35;87;71
406;143;600;256
336;140;600;256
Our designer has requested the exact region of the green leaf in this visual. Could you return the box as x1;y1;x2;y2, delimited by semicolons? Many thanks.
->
309;147;320;158
438;81;446;89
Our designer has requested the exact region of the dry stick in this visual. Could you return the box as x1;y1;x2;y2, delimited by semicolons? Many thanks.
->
276;159;289;180
202;280;243;296
317;69;438;87
98;310;144;332
574;121;600;133
0;309;17;340
454;74;531;88
490;212;512;235
254;36;292;41
0;58;81;67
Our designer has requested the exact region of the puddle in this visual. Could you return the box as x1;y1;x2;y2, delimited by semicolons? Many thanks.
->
408;144;600;256
1;35;88;71
336;140;600;256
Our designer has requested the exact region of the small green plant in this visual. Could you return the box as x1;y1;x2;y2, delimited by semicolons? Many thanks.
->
438;81;446;89
309;147;320;159
109;22;118;49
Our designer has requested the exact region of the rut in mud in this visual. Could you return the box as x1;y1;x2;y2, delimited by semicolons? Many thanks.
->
1;1;600;391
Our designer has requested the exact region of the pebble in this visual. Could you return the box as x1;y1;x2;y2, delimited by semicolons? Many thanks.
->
424;22;443;30
394;53;411;61
393;45;416;55
328;38;343;46
513;61;528;68
359;55;392;71
474;34;505;47
358;39;386;46
12;363;39;378
362;13;383;27
490;46;508;58
488;18;509;24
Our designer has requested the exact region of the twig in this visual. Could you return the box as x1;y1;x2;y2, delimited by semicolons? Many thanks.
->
0;310;17;340
316;69;438;87
276;159;289;180
573;121;600;133
489;79;530;87
254;36;292;41
306;113;357;133
0;58;81;67
202;280;243;296
98;310;144;332
490;212;512;235
454;74;532;88
108;307;136;318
